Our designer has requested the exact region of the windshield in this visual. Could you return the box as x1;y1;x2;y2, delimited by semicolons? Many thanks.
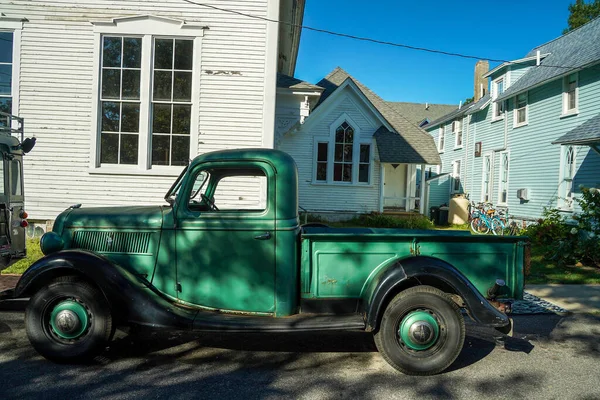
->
164;165;189;204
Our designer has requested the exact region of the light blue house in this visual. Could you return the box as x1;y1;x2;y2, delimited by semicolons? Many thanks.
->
425;17;600;222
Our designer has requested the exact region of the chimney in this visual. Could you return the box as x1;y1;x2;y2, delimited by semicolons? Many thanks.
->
474;60;489;102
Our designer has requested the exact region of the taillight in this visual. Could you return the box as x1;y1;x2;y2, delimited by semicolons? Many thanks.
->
20;220;28;228
20;210;28;219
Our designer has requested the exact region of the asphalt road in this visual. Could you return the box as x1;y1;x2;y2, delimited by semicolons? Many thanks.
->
1;308;599;400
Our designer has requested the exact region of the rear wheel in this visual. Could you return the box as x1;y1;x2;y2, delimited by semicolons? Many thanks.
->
374;286;465;375
25;276;113;363
470;217;489;234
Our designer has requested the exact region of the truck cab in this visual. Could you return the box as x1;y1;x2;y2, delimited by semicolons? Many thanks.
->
9;148;526;375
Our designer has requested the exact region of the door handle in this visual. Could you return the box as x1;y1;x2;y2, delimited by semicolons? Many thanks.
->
254;232;271;240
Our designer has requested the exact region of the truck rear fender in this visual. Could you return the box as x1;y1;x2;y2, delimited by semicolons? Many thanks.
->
15;250;196;330
361;255;509;331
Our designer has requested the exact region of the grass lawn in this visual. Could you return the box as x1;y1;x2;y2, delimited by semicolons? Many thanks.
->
527;246;600;284
2;238;43;275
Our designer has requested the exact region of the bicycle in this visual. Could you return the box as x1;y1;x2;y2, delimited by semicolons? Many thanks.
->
469;202;495;234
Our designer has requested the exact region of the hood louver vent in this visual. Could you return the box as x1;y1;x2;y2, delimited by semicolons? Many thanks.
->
72;231;152;254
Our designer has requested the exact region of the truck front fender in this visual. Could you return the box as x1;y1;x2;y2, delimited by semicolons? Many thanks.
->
15;250;196;330
361;256;509;331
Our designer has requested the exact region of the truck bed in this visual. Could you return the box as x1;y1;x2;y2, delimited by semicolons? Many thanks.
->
300;227;526;301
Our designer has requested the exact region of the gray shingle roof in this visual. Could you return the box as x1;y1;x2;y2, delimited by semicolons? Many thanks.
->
497;16;600;102
552;112;600;145
315;67;441;165
277;73;324;91
386;102;457;126
426;93;491;128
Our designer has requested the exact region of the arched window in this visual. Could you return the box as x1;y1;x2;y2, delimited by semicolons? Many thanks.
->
559;146;576;209
334;122;354;182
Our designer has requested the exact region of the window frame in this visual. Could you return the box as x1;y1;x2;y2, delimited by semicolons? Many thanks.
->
497;151;509;206
481;152;494;203
438;125;445;153
452;119;463;149
558;145;576;210
492;77;505;121
0;18;23;121
90;16;205;175
513;92;528;128
562;72;579;116
451;159;462;193
311;114;373;186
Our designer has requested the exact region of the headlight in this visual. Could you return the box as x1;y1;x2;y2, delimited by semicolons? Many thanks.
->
40;232;64;255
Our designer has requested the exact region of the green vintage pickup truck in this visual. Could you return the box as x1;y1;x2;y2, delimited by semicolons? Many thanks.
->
5;149;526;375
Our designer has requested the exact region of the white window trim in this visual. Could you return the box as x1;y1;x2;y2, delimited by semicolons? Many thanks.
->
497;151;510;206
557;145;576;211
451;159;462;193
453;119;463;149
311;113;373;185
0;18;24;119
492;77;505;121
481;152;494;203
438;125;445;153
89;15;206;175
513;93;528;128
561;72;579;117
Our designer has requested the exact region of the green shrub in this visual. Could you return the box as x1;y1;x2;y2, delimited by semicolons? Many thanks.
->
2;238;43;275
346;213;435;230
524;187;600;268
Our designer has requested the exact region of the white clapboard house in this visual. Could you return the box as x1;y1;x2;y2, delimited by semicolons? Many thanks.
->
0;0;305;233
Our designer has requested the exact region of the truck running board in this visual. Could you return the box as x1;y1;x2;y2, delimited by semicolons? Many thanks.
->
192;311;366;333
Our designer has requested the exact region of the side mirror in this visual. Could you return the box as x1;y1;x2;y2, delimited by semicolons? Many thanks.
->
21;137;36;154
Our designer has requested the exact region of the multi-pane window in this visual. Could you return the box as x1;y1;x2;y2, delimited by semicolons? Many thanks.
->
499;152;509;204
452;160;461;192
515;93;527;126
563;73;578;114
0;31;13;119
151;38;193;166
559;146;576;209
333;122;354;182
316;142;328;181
438;125;445;152
452;119;462;147
100;36;142;165
314;120;371;184
493;78;505;119
359;144;370;183
482;154;493;202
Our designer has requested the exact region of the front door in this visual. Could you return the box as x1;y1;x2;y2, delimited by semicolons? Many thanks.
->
175;161;276;313
383;163;407;208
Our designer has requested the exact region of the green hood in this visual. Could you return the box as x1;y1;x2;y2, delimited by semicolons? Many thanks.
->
62;206;165;230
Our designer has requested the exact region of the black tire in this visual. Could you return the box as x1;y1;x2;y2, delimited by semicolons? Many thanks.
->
374;285;465;375
25;276;113;363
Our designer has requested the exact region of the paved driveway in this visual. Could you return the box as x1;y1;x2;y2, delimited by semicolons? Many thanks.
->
0;311;599;400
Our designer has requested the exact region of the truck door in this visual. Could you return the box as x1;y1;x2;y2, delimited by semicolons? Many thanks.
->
175;161;276;313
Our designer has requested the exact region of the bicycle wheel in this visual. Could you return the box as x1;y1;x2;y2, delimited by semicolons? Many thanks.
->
491;218;504;236
470;217;489;234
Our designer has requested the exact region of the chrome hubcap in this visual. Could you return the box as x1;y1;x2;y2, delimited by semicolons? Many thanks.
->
408;320;435;344
55;310;81;334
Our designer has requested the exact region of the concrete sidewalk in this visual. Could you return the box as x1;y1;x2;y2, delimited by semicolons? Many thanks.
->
525;284;600;314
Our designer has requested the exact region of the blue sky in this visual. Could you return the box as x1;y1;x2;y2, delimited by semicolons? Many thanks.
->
295;0;574;105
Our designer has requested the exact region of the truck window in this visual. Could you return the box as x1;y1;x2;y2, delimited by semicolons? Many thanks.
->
213;173;267;211
189;171;210;202
10;159;22;196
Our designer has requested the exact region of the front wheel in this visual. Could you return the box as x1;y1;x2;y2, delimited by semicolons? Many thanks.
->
25;276;113;363
470;217;489;234
374;285;465;375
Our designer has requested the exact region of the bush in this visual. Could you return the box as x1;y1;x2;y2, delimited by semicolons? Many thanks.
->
346;213;435;230
524;187;600;268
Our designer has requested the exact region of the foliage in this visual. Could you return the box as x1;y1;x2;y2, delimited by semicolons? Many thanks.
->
563;0;600;33
523;187;600;268
463;97;474;105
2;238;42;275
527;245;600;284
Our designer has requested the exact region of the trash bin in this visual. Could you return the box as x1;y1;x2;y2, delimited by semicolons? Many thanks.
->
438;206;450;225
430;206;440;225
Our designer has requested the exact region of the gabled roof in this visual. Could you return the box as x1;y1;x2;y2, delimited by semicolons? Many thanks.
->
497;16;600;102
386;102;457;126
276;73;323;91
552;112;600;145
315;67;441;165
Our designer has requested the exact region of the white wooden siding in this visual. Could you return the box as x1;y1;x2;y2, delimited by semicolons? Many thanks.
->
277;87;382;213
4;0;273;220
